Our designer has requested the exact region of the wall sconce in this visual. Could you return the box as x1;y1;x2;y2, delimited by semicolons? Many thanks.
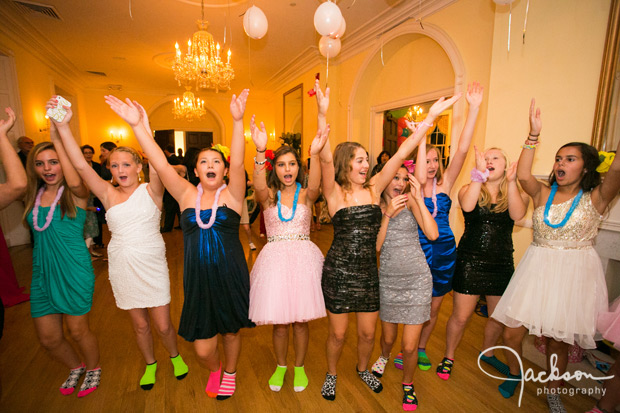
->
270;130;276;142
110;130;123;144
244;130;251;142
39;115;50;133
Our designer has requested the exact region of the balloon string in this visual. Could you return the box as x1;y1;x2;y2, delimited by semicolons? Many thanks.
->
128;0;133;20
523;0;530;44
507;2;512;53
326;54;330;85
248;35;253;87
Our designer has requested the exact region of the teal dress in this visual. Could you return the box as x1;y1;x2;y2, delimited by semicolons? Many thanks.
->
27;206;95;317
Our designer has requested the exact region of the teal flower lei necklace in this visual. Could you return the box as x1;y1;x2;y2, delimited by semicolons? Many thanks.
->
277;182;301;222
543;182;583;228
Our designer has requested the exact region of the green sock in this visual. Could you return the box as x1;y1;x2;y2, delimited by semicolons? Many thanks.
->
170;354;189;380
140;362;157;390
417;349;431;371
293;366;309;392
268;365;287;392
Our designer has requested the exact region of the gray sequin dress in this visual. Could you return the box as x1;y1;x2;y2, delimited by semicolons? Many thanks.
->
379;208;432;324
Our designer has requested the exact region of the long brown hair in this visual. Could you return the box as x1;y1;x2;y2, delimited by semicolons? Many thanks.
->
478;147;509;213
23;142;77;221
266;145;305;205
427;144;446;183
334;142;371;192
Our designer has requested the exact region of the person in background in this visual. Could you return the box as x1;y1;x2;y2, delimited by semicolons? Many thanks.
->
371;150;391;177
17;135;34;167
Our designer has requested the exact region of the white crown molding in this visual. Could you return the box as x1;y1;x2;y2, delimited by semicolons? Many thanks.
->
263;46;321;91
0;3;85;91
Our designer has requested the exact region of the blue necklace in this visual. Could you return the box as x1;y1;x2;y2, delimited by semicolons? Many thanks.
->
543;182;583;228
277;182;301;222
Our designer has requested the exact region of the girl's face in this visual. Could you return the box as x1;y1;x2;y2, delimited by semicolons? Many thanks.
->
82;147;94;163
274;152;299;187
485;149;507;181
100;146;111;162
109;152;141;187
385;167;408;198
380;153;390;164
553;146;585;186
348;147;369;185
195;150;227;188
426;148;440;180
34;149;63;185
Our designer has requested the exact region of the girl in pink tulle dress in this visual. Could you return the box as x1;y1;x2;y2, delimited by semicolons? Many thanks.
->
248;99;330;393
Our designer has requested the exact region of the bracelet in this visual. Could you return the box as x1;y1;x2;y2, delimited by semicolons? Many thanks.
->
254;156;267;165
421;121;433;128
383;212;392;219
256;147;266;153
528;132;540;137
522;144;538;149
471;168;490;183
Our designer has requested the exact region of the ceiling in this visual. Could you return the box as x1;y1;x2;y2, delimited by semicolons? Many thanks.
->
0;0;444;97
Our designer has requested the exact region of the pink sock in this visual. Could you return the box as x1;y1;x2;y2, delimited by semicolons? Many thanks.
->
216;371;236;400
205;364;221;398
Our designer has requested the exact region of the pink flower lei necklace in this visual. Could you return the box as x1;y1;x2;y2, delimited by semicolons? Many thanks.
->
420;177;438;218
33;186;65;231
195;183;227;229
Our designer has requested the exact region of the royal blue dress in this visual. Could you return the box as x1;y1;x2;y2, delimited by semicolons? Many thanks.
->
417;193;457;297
178;206;255;341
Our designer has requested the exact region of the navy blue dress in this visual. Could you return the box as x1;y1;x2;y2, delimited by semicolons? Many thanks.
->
418;193;457;297
178;206;255;341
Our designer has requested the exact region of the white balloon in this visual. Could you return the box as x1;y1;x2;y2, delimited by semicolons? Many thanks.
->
319;36;341;58
314;1;343;37
243;6;268;39
493;0;515;5
330;17;346;39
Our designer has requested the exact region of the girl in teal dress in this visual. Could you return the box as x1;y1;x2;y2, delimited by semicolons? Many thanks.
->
23;120;100;398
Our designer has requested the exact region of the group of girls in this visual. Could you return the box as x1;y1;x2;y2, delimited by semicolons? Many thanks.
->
7;77;620;413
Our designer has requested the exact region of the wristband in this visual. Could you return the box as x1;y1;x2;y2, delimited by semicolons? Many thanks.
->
528;132;540;137
471;168;490;183
256;147;266;153
254;156;267;165
383;212;392;219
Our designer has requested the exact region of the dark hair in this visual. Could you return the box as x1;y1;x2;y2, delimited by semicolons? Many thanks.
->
81;144;94;153
165;144;175;153
197;147;229;168
549;142;601;192
376;150;390;164
267;145;304;202
100;141;117;151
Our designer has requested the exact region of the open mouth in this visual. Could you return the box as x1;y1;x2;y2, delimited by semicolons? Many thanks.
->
118;176;128;182
393;188;402;196
43;173;56;182
556;170;566;178
284;174;293;180
206;172;216;179
487;166;495;172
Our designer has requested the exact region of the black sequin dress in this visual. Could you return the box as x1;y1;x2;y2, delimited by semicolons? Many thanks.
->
452;203;515;296
322;205;382;313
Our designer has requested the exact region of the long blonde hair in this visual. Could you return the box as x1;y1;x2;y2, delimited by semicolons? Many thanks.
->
478;147;509;213
334;142;371;192
23;142;77;221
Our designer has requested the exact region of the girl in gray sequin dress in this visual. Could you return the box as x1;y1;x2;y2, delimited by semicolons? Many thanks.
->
371;161;438;411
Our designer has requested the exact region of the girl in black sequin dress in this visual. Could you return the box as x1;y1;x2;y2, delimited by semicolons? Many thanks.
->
315;81;461;403
435;146;528;382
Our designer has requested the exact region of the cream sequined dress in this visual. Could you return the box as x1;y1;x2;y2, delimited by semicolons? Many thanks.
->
492;192;608;349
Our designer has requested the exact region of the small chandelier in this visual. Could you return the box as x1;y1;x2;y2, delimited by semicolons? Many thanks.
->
406;105;424;122
172;0;234;92
173;87;206;121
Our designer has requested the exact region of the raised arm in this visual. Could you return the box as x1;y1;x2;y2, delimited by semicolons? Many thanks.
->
413;136;427;185
0;108;26;209
227;89;249;205
458;146;486;212
315;82;336;200
506;162;529;221
517;98;543;202
593;136;620;214
373;93;462;195
306;125;330;204
376;194;407;252
316;79;329;131
46;98;113;205
407;174;438;240
250;115;270;207
133;104;164;203
441;82;483;191
105;95;193;204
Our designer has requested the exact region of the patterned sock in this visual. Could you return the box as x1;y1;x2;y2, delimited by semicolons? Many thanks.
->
498;373;522;398
293;366;308;392
417;349;431;371
170;354;188;380
59;363;86;395
205;363;221;398
402;382;418;411
140;361;157;390
547;393;568;413
268;365;287;392
436;357;454;380
77;367;101;398
216;371;236;400
357;368;383;393
480;354;510;376
394;352;404;370
321;373;337;401
371;355;389;378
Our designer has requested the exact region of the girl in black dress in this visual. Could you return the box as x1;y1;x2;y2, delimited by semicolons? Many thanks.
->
316;79;460;401
435;146;528;381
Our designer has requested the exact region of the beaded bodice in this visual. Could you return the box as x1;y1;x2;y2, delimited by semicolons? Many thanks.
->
264;203;311;238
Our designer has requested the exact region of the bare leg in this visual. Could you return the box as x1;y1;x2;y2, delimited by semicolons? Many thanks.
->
242;223;252;245
401;324;423;383
33;314;82;369
273;324;289;366
194;337;220;371
501;326;528;375
292;322;309;367
65;314;99;370
221;332;242;373
379;321;398;358
597;361;620;412
545;338;569;390
149;305;180;357
418;295;445;349
444;292;479;359
481;295;504;357
127;308;156;364
325;311;348;375
356;311;379;371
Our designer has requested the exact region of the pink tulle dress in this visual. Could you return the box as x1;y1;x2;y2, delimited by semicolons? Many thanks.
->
598;297;620;350
249;203;326;325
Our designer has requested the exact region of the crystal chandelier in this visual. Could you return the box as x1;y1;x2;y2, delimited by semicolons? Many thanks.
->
172;0;234;92
172;87;206;121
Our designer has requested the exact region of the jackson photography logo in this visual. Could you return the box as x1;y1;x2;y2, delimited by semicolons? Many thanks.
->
478;345;615;407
